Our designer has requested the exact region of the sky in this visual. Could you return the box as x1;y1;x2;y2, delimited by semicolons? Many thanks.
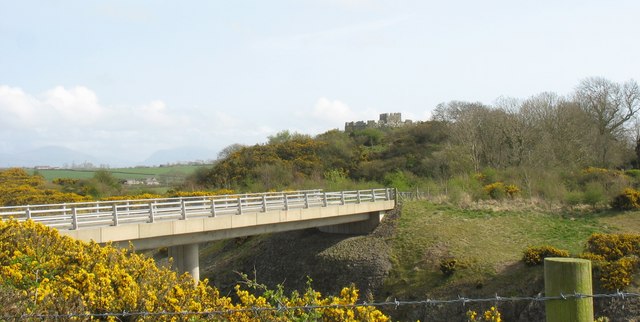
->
1;0;639;166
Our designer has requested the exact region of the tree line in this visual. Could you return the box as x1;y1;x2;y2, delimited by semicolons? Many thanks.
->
186;77;640;206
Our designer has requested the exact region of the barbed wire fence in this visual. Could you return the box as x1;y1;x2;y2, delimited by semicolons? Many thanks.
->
3;291;638;320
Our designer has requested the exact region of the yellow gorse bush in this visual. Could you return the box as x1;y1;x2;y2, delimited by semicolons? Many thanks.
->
584;233;640;290
0;219;389;321
522;246;570;266
483;182;520;199
0;168;91;206
467;306;502;322
610;188;640;210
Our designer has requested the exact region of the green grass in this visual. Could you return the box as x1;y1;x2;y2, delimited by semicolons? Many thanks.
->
384;201;627;298
30;165;206;182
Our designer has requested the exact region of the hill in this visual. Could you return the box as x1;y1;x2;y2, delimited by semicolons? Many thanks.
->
199;199;640;321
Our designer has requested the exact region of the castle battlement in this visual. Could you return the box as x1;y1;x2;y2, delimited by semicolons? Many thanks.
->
344;113;412;132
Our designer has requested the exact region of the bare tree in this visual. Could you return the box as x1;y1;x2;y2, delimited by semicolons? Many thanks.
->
576;77;640;166
433;101;488;172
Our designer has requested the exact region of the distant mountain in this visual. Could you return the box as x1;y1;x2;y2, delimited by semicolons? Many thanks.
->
140;146;217;166
0;146;99;168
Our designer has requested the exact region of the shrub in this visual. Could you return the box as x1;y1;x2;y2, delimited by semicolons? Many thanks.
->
467;306;502;321
101;193;163;201
582;167;611;175
440;258;458;276
585;233;640;261
0;168;91;206
0;220;389;320
563;167;629;205
523;246;570;266
600;256;639;290
582;182;606;207
625;169;640;179
611;188;640;210
579;252;606;262
484;182;506;199
504;184;521;198
383;170;413;191
167;189;235;197
564;190;583;207
483;182;520;200
583;233;640;290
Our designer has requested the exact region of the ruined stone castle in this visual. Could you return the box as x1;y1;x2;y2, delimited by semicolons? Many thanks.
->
344;113;413;132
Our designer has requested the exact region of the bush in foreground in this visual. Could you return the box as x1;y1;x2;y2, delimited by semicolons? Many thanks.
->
584;233;640;290
0;219;388;321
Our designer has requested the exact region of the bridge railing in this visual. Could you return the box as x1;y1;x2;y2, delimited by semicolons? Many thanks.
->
0;188;395;231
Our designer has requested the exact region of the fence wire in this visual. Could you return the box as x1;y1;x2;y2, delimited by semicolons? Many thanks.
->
3;291;639;320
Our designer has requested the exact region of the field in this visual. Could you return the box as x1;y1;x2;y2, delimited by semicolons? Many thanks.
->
30;165;205;184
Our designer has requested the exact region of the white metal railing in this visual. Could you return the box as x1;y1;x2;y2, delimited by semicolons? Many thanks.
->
0;188;395;231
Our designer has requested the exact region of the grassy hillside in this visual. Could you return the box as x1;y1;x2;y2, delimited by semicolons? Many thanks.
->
200;200;640;321
384;201;640;320
385;202;608;297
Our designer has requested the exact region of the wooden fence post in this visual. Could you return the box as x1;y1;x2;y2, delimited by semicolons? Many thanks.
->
544;257;594;322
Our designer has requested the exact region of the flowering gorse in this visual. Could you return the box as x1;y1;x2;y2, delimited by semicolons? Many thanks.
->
0;219;388;321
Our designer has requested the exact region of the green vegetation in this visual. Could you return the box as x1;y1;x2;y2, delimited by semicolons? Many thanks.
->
32;165;201;182
522;246;570;266
383;201;617;299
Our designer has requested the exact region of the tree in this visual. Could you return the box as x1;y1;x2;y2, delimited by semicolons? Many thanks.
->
433;101;512;171
217;143;246;160
84;170;123;198
518;92;595;168
267;130;310;144
433;101;487;172
576;77;640;166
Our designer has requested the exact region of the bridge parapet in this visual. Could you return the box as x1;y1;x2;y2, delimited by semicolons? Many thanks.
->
0;188;395;232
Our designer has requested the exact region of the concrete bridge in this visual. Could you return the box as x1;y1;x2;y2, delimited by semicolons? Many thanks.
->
0;188;396;282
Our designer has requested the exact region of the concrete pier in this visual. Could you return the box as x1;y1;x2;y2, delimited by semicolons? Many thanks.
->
169;243;200;283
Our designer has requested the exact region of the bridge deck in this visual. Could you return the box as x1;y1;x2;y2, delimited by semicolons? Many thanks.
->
0;188;396;249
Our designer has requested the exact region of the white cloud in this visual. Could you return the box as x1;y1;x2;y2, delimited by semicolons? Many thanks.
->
0;85;200;162
135;100;189;127
312;97;357;124
0;85;40;126
43;86;103;123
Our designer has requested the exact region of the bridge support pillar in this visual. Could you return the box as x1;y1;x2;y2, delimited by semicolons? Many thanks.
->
318;211;385;234
169;243;200;284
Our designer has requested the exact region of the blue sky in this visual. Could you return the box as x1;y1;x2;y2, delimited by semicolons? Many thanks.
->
1;0;639;165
